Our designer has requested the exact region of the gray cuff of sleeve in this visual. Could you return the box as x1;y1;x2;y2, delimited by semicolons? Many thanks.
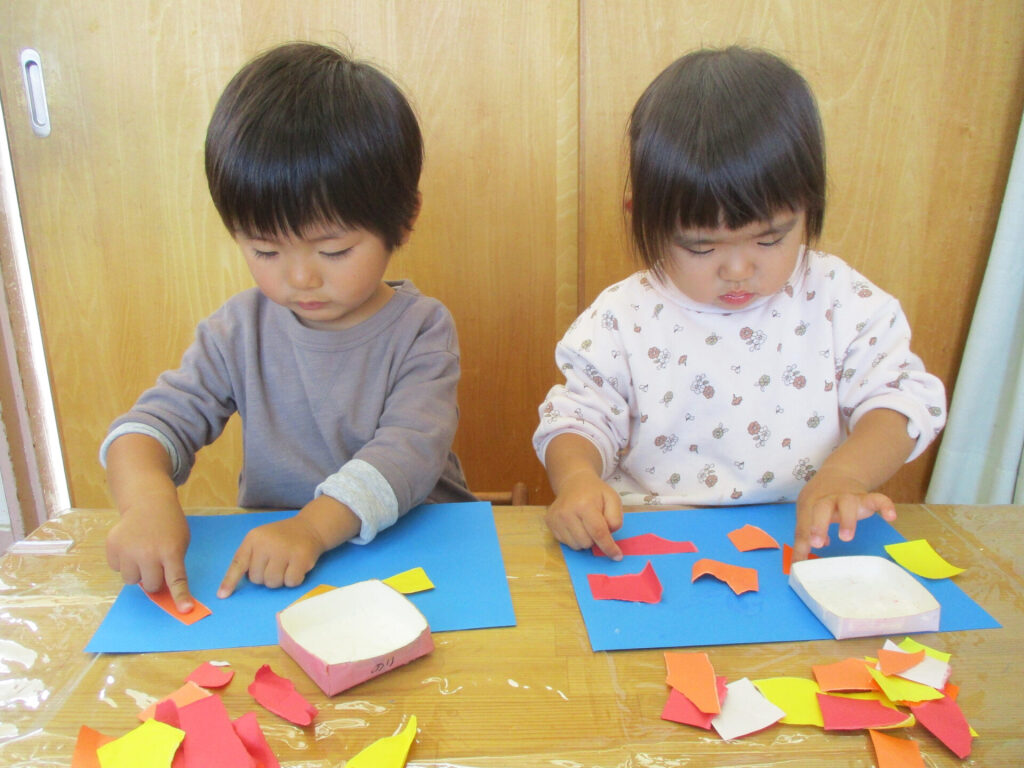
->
315;459;399;545
98;422;182;477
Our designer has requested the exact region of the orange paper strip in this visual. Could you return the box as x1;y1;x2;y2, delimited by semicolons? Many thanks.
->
664;651;721;714
691;558;758;595
72;725;115;768
143;585;212;625
781;543;820;574
728;524;780;552
869;729;926;768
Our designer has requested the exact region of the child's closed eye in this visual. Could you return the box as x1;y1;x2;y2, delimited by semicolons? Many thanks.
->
757;235;786;247
253;249;278;260
320;248;353;259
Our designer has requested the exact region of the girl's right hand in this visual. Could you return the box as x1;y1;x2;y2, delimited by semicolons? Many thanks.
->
545;472;624;560
105;502;194;613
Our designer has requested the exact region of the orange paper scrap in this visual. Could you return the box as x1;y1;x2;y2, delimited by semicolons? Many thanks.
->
878;648;926;676
143;585;212;625
72;725;115;768
691;558;759;595
661;676;729;729
869;728;927;768
728;524;780;552
664;651;720;714
781;543;819;574
812;658;880;692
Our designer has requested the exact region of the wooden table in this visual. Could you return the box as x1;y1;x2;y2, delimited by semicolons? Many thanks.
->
0;504;1021;765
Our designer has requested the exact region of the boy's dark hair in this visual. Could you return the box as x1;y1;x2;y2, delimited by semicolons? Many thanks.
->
205;42;422;251
628;46;826;274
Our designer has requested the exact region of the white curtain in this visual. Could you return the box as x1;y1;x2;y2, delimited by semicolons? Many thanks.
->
927;112;1024;504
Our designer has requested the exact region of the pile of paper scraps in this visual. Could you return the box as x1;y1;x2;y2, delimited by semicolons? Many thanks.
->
72;661;418;768
661;637;973;766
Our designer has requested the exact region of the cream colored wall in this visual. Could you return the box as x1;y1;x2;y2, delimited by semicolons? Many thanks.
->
1;1;1022;516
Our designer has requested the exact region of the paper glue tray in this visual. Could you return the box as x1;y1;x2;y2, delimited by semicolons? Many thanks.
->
788;555;940;639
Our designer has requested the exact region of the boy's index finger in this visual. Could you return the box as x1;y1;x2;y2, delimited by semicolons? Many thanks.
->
585;517;623;561
217;545;252;599
163;562;194;613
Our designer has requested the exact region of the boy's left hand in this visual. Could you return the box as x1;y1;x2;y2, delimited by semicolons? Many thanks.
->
217;516;328;598
793;471;897;562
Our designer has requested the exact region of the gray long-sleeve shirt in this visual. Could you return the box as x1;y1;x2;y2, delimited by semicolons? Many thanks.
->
102;280;473;540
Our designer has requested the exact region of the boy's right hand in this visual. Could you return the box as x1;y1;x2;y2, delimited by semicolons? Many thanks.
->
545;471;624;560
106;503;194;614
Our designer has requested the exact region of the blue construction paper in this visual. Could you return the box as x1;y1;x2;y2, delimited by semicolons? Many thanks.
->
563;504;1001;652
86;502;515;653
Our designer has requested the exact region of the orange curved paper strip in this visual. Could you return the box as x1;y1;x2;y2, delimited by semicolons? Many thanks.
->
869;729;926;768
691;558;759;595
877;648;926;676
143;585;212;625
728;524;780;552
664;651;720;714
781;543;819;574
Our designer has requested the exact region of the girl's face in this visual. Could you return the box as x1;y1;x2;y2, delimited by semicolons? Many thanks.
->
662;210;806;310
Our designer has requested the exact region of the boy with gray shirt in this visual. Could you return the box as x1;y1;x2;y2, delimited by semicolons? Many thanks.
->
102;42;473;613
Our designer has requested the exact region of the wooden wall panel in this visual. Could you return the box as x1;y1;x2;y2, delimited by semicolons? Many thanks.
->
579;0;1024;502
0;0;576;509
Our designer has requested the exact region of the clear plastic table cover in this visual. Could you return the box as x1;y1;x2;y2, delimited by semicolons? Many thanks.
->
0;505;1021;767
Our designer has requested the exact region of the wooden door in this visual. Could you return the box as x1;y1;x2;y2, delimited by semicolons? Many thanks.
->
0;1;578;511
579;0;1024;502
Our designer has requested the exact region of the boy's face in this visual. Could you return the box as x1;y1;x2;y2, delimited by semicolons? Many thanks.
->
236;223;393;331
662;210;805;310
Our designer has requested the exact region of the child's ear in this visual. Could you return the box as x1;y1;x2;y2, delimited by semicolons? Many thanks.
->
399;192;423;246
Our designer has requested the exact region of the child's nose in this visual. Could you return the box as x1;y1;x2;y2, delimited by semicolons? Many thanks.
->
719;249;755;281
288;257;322;288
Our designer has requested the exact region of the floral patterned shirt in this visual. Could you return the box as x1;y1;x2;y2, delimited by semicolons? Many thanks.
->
533;249;946;506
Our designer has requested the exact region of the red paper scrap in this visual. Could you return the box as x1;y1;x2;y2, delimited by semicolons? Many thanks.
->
139;681;211;722
248;664;318;726
909;695;972;758
72;725;115;768
177;693;256;768
691;558;759;595
812;658;880;692
869;729;926;768
186;662;235;689
817;693;911;731
661;676;729;727
878;648;926;677
728;524;780;552
233;712;281;768
587;561;663;603
665;652;721;714
591;533;697;557
781;543;820;574
142;584;212;625
152;700;186;768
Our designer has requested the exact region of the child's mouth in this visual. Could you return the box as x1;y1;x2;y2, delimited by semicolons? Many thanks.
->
719;291;754;306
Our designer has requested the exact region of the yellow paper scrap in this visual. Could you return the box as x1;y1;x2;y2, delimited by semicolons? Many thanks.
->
346;715;418;768
383;567;434;595
866;667;944;704
97;719;184;768
752;677;824;726
884;540;965;579
897;636;952;663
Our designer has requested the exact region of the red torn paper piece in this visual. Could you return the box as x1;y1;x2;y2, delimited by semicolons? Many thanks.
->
662;675;729;727
152;700;186;768
869;729;926;768
72;725;115;768
248;664;317;726
909;695;972;758
186;662;235;689
665;652;721;714
691;558;758;595
812;658;880;692
139;681;211;722
878;648;926;676
233;712;281;768
817;693;911;731
591;533;697;557
728;524;780;552
177;692;255;768
142;585;212;625
781;543;820;574
587;561;663;603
